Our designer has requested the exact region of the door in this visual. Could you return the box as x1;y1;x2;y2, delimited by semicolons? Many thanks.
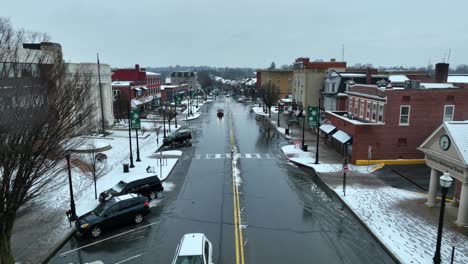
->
102;204;121;228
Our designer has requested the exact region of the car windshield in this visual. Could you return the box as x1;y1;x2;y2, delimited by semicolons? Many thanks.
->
93;202;110;217
175;255;204;264
112;181;127;192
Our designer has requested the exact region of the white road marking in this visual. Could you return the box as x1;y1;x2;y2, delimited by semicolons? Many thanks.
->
192;153;278;160
256;154;262;159
245;153;252;158
215;154;221;159
265;154;271;159
225;153;232;159
59;222;158;256
114;254;143;264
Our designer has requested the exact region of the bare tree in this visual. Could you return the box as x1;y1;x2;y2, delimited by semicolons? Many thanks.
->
82;141;109;200
0;18;94;263
166;109;176;132
260;82;280;118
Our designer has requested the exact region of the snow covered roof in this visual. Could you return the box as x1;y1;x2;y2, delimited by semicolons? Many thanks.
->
447;75;468;84
340;73;366;78
319;124;336;134
160;85;180;90
388;75;409;83
420;83;457;89
444;121;468;164
332;130;352;144
146;71;160;76
112;81;132;86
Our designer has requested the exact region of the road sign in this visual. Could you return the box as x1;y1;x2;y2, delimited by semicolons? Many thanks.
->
308;106;319;128
130;109;141;129
342;165;349;174
175;95;182;105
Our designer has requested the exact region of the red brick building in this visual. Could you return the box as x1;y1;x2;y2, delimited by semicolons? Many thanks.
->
323;73;468;164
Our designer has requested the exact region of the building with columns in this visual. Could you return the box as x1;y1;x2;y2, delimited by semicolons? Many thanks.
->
418;121;468;226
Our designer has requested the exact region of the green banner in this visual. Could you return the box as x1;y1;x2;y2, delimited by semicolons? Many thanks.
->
308;106;319;128
130;109;141;129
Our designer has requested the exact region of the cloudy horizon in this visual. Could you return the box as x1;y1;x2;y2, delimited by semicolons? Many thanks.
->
2;0;467;69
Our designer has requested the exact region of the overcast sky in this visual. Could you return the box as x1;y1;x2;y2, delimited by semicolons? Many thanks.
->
2;0;468;69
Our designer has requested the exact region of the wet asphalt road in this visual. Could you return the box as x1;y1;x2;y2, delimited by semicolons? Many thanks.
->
50;96;395;264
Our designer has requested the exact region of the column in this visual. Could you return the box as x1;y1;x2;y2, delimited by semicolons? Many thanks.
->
426;168;439;207
455;182;468;226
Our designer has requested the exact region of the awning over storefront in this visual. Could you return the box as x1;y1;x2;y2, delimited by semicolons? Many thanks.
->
133;87;142;91
319;124;336;135
140;87;148;90
332;130;352;144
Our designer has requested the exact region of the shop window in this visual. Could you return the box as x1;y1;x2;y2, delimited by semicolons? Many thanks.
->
372;102;377;121
354;99;358;115
359;100;364;118
348;98;353;113
399;105;410;125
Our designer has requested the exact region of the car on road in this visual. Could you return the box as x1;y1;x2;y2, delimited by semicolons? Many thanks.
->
163;130;192;147
217;109;224;118
76;194;150;238
99;176;163;203
172;233;213;264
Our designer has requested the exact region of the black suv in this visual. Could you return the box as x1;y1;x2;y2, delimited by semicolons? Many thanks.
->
163;130;192;146
99;176;163;203
75;194;150;238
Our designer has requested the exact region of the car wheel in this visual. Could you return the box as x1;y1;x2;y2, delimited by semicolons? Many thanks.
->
148;191;157;200
134;213;144;224
90;226;102;238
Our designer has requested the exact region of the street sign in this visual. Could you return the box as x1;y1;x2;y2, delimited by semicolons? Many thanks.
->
130;109;141;129
308;106;319;128
342;164;349;174
175;95;182;105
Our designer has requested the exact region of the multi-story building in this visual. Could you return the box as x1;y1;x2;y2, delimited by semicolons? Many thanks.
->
112;81;155;119
322;63;468;164
322;68;388;111
66;62;114;131
256;69;293;98
170;71;198;91
292;58;346;116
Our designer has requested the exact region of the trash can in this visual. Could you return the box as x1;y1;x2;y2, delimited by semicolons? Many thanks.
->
302;144;308;152
123;163;129;173
285;128;289;135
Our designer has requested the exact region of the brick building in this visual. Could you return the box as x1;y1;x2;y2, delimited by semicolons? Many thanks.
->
322;64;468;164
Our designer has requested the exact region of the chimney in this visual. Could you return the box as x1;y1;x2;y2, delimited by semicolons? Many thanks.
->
135;64;140;72
330;58;336;62
366;67;372;84
435;63;449;83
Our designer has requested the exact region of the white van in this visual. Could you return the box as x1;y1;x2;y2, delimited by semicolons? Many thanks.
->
172;233;214;264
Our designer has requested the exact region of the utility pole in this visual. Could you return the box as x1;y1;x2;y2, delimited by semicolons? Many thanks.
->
127;87;135;168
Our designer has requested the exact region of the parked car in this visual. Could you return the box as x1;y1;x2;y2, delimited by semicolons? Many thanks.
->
163;130;192;146
172;233;213;264
99;176;163;203
76;194;150;238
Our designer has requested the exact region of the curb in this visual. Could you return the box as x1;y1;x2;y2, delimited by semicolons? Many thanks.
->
40;226;76;264
282;150;401;264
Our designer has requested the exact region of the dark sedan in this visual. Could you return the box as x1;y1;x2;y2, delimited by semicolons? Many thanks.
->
76;194;150;238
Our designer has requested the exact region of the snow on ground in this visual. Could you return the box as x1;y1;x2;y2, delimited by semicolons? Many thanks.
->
340;186;468;264
281;144;468;264
182;112;202;121
252;106;268;116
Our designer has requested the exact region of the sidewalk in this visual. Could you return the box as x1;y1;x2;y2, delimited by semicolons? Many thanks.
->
257;109;468;263
11;125;184;263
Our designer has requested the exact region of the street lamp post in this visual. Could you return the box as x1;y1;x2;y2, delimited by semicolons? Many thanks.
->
315;95;321;164
65;153;77;220
162;103;166;138
174;91;178;128
301;107;306;151
433;172;453;264
277;102;280;127
127;87;135;168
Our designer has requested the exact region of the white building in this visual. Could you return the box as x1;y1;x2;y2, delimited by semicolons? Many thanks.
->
66;63;114;132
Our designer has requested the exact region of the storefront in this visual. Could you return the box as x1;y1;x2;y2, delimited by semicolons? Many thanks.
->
418;121;468;226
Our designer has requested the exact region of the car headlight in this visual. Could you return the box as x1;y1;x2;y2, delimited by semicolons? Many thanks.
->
80;223;89;229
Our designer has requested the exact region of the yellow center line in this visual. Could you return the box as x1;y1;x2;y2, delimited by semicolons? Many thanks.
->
230;113;245;264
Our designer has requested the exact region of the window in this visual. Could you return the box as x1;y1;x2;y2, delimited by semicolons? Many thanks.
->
366;102;371;119
108;204;120;215
399;105;410;125
372;102;377;121
359;100;364;118
354;99;358;115
378;104;384;122
348;98;353;113
204;242;210;264
113;90;120;97
332;83;336;93
444;105;454;121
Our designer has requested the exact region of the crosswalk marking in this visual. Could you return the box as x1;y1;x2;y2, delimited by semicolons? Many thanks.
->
187;153;278;160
